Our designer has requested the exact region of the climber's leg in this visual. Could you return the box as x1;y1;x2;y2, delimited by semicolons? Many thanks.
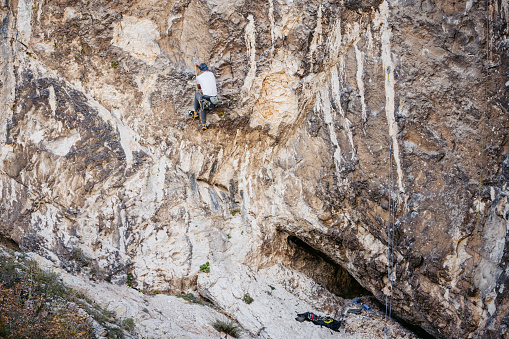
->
194;92;202;113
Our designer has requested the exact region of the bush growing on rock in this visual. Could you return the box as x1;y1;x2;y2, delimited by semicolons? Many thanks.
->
0;255;94;338
200;262;210;273
242;294;254;304
212;319;240;338
121;318;135;333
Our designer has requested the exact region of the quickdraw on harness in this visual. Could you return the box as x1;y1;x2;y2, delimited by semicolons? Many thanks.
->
199;97;212;111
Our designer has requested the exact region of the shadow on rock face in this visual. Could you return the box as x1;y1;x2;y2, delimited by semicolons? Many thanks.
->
281;235;438;339
286;234;370;299
0;235;20;252
344;0;384;11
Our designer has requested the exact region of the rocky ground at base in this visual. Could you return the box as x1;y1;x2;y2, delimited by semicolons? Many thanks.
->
11;248;418;339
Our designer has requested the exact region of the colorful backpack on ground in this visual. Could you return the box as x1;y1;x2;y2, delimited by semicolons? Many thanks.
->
295;312;342;332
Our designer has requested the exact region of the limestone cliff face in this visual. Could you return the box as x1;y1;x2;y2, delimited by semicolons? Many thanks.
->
1;0;508;338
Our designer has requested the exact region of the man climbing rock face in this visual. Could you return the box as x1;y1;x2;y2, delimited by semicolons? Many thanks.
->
191;62;217;131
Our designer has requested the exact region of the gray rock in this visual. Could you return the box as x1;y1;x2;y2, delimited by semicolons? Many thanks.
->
0;1;507;338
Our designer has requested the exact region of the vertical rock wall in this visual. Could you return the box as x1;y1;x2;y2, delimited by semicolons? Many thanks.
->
0;0;508;338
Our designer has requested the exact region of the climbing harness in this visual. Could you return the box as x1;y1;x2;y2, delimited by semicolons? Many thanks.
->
384;140;397;339
456;1;490;338
200;96;211;111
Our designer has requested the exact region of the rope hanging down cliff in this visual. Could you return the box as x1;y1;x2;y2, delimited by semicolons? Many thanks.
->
456;1;491;337
384;140;397;339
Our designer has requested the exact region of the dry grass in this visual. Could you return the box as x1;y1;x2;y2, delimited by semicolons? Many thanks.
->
0;254;94;338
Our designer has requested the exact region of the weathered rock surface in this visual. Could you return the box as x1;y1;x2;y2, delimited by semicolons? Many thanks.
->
29;249;417;339
1;0;508;338
27;252;244;339
197;261;418;338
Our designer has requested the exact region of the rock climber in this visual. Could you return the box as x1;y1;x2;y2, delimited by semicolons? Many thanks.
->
189;61;218;131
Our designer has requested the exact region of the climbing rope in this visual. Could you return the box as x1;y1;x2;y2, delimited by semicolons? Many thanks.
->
193;50;198;79
384;142;390;338
389;142;396;324
384;140;396;338
456;1;490;338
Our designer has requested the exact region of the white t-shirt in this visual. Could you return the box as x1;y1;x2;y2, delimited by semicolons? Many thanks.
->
197;71;217;97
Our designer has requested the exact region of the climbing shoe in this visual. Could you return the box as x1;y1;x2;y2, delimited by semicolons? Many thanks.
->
188;110;199;118
202;124;208;131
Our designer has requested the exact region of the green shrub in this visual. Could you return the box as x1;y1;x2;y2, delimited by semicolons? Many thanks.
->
69;248;90;267
122;318;135;332
0;256;70;300
177;292;199;303
0;253;134;338
200;262;210;273
0;255;22;288
105;326;125;339
242;294;254;304
212;319;240;338
34;266;70;299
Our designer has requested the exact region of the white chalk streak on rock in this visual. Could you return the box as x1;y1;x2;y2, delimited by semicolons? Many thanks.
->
379;1;404;192
242;15;257;101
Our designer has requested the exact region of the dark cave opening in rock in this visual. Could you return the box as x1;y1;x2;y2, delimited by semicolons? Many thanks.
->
286;235;436;339
286;235;370;299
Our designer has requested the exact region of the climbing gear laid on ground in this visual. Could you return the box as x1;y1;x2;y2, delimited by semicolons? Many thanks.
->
339;297;375;320
295;312;341;332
